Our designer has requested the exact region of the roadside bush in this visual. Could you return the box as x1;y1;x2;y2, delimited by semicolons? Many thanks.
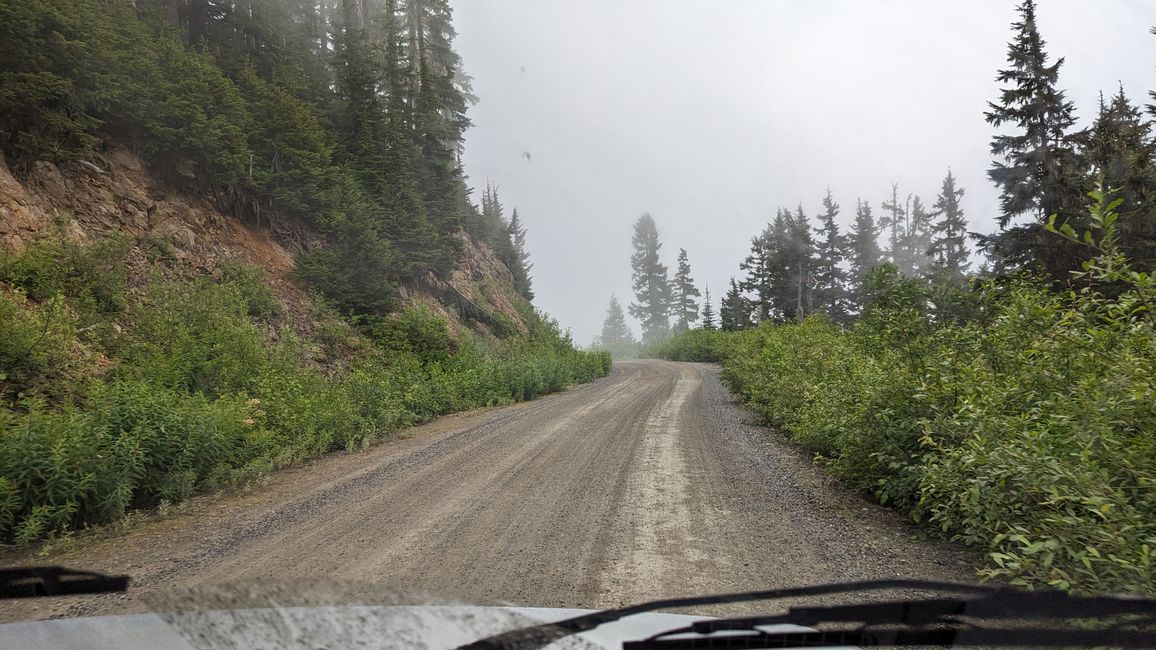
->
645;328;727;362
0;240;611;543
716;196;1155;594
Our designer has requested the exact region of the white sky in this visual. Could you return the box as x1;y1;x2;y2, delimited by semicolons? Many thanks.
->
453;0;1156;344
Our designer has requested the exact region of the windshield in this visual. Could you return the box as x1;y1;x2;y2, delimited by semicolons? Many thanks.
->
0;0;1153;647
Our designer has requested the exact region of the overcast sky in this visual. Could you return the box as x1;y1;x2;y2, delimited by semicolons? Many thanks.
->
452;0;1155;345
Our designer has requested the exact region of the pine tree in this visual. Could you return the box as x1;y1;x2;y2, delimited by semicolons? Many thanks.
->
406;0;473;238
1086;87;1156;269
506;208;535;300
739;224;775;322
601;295;635;345
670;248;702;333
848;199;882;310
908;195;935;275
930;170;970;280
719;277;751;332
880;183;912;274
811;190;851;323
984;0;1088;277
628;214;672;344
701;285;717;330
785;205;815;320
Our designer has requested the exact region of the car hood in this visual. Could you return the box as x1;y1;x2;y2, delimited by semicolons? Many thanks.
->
0;604;817;649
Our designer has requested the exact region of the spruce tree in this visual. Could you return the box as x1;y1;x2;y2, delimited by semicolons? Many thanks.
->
930;170;970;280
739;224;775;322
786;205;815;319
719;277;750;332
811;190;851;323
701;286;717;330
601;295;634;345
506;208;535;299
880;183;912;274
984;0;1088;277
670;248;702;333
628;214;672;344
1086;87;1156;269
848;199;882;310
908;195;936;275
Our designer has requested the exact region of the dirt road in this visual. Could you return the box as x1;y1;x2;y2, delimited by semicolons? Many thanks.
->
0;361;977;621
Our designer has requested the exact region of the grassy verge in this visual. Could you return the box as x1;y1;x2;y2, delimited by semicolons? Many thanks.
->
648;207;1154;594
0;235;609;544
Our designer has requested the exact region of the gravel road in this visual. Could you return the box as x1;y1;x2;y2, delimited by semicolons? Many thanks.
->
0;360;979;622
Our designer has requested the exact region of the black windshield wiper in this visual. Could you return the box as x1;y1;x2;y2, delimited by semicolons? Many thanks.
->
0;566;129;599
629;587;1156;648
459;579;1156;649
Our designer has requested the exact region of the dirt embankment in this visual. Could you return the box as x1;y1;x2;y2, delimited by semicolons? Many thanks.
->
0;361;979;622
0;149;531;337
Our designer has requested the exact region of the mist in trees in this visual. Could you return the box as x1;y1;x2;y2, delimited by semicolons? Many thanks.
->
0;0;536;319
671;248;702;334
600;295;635;347
628;214;673;344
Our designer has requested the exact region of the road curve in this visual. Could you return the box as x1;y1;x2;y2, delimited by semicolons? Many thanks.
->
0;360;977;621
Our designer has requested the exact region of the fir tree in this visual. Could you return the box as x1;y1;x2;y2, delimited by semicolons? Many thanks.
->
739;224;775;322
701;285;717;330
811;190;851;323
984;0;1088;277
880;183;912;274
628;214;672;344
930;170;970;280
506;208;535;300
848;199;882;309
908;195;935;274
670;248;702;333
601;295;634;345
1086;87;1156;269
785;205;815;320
719;277;751;332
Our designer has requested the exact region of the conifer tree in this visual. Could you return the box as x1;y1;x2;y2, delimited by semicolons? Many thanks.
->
984;0;1088;276
739;224;775;322
628;214;672;344
670;248;702;333
506;208;535;300
1086;87;1156;269
601;295;634;345
719;277;750;332
811;190;851;323
930;170;970;280
880;183;912;274
785;205;815;320
908;195;935;275
701;286;717;330
848;199;882;310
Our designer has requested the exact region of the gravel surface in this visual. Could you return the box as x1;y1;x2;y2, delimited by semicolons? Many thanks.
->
0;360;980;623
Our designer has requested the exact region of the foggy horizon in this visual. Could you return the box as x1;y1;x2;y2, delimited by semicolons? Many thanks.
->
454;0;1155;344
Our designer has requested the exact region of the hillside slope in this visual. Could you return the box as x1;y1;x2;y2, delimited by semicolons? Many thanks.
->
0;148;529;339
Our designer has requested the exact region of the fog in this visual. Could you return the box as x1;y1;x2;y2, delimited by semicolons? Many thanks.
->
453;0;1155;345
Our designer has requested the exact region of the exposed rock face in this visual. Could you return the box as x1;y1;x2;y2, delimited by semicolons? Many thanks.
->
1;149;532;337
0;149;296;275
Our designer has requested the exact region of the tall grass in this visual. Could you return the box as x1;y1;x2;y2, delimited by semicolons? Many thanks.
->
652;196;1155;594
0;237;610;543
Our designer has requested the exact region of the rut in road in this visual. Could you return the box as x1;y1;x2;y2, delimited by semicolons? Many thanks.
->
0;360;978;621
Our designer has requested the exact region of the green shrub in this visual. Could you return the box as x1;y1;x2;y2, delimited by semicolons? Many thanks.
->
645;328;727;362
715;196;1156;593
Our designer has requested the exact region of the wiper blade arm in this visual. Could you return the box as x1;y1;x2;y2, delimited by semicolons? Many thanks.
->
624;625;1156;649
458;579;993;650
0;566;129;599
695;589;1156;631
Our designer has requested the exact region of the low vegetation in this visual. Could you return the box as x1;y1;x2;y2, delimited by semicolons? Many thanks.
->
0;234;609;544
651;195;1155;595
